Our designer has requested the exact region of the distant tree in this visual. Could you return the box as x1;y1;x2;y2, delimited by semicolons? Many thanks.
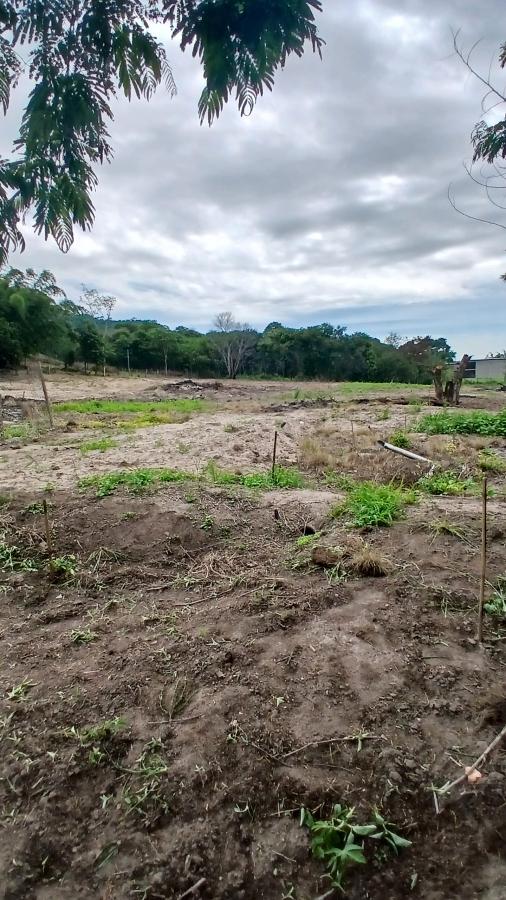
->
78;323;103;374
0;1;323;263
384;331;404;349
211;312;256;379
0;317;22;368
2;267;66;298
80;286;117;374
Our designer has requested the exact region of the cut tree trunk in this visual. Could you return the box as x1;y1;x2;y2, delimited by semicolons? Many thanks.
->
432;354;471;406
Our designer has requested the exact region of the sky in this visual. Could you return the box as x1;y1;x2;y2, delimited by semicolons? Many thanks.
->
3;0;506;357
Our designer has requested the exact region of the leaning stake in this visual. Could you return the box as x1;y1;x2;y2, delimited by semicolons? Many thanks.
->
43;499;53;557
477;476;488;642
38;362;54;428
271;430;278;478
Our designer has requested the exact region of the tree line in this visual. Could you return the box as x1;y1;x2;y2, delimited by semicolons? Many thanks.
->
0;269;455;383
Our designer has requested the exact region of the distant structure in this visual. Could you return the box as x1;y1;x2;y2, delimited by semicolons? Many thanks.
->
464;358;506;381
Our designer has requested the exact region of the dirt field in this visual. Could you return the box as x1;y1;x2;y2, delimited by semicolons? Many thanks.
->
0;374;505;900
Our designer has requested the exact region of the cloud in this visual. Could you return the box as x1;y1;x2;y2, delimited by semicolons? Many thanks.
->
2;0;506;358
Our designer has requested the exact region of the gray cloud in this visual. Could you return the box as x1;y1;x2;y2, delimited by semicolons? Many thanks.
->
2;0;506;356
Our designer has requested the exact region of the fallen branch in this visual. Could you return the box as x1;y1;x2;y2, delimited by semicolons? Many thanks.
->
377;440;433;465
178;877;207;899
434;722;506;807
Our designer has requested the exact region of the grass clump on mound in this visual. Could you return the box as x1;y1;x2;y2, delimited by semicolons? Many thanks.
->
418;409;506;437
416;471;476;496
332;480;415;528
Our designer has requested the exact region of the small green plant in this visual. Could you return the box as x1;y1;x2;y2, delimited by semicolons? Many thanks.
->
200;514;214;530
484;587;506;618
79;717;126;743
50;554;78;578
417;472;475;496
7;677;36;702
478;449;506;474
3;423;36;441
224;424;239;433
71;628;97;645
23;500;46;515
79;467;195;497
377;407;390;421
301;804;411;892
296;531;321;548
332;481;415;528
79;437;117;454
388;430;412;450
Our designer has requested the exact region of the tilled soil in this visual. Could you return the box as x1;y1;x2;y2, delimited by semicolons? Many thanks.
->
0;482;505;900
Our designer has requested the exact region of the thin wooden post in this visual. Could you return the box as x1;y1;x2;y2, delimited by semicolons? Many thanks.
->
38;363;54;428
271;430;278;477
477;477;488;642
350;419;355;447
43;499;53;557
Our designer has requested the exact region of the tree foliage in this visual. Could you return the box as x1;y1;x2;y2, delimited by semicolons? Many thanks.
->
0;1;323;263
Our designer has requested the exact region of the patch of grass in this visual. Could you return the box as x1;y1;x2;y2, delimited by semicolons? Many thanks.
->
417;472;476;495
478;449;506;474
300;804;410;893
23;500;46;515
339;381;419;396
0;538;39;572
332;481;415;528
79;467;195;497
377;407;391;421
205;461;305;489
418;409;506;437
298;436;334;471
57;398;205;415
160;678;196;721
2;422;36;441
79;437;117;454
296;532;322;549
79;717;126;743
388;430;412;450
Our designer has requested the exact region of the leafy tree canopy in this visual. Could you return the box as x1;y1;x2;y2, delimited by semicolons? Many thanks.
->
0;1;323;264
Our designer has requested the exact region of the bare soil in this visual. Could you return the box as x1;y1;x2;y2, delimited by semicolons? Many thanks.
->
0;375;505;900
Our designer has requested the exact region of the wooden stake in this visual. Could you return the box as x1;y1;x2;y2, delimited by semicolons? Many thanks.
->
350;419;355;446
38;362;54;428
271;430;278;477
477;476;488;642
43;499;53;557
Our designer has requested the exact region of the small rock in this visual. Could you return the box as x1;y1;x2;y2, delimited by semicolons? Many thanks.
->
404;758;416;771
311;545;342;568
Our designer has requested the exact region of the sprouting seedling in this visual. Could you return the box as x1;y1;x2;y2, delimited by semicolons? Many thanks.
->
7;678;36;702
368;808;413;853
70;628;97;645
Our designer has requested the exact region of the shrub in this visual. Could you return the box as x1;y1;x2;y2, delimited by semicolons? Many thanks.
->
388;430;412;449
418;409;506;437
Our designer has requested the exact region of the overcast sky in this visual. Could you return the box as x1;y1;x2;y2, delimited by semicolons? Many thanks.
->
3;0;506;356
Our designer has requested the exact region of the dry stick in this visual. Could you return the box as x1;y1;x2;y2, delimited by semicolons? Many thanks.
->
271;429;278;477
437;722;506;801
477;476;488;642
38;362;54;428
42;499;53;557
350;419;355;447
178;878;207;900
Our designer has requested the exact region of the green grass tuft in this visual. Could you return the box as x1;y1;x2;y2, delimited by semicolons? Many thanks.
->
79;438;117;454
388;430;412;449
57;399;206;415
332;481;415;528
478;449;506;474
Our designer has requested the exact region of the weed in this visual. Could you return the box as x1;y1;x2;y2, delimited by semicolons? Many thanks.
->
333;481;415;528
70;628;97;645
484;587;506;618
296;532;321;548
79;467;195;497
300;804;411;892
224;424;239;433
388;430;412;450
160;678;196;721
417;472;476;496
418;409;506;437
377;407;391;421
7;678;36;702
299;436;334;471
427;519;467;541
79;717;126;743
176;441;191;453
23;500;46;515
478;449;506;474
0;538;38;572
50;554;78;578
79;438;117;454
200;514;214;530
2;423;36;441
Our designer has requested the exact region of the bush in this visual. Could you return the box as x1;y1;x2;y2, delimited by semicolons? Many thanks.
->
388;430;412;449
